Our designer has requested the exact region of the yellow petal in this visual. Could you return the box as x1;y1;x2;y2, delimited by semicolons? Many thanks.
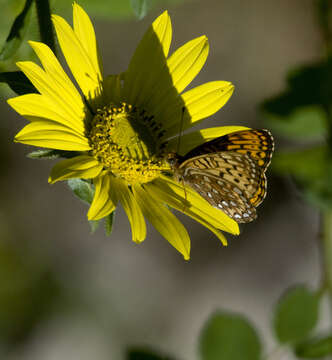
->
168;36;209;93
146;180;229;246
49;155;103;183
138;36;209;126
108;177;146;243
166;126;250;155
88;173;116;220
14;120;91;151
123;11;172;107
52;12;103;107
28;41;85;122
73;3;103;77
148;36;209;128
16;61;87;134
162;81;234;138
149;176;239;235
8;94;86;137
134;185;190;260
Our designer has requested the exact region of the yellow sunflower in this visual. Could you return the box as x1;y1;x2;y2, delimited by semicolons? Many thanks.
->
8;3;246;259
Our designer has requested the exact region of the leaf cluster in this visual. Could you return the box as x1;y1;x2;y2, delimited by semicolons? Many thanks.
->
124;286;330;360
261;59;332;210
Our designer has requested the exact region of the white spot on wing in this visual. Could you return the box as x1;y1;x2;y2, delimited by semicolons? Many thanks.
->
234;187;242;195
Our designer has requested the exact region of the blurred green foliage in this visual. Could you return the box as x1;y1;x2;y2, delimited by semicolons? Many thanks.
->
53;0;183;21
127;347;175;360
199;312;261;360
0;0;33;61
273;286;319;344
0;239;63;345
261;62;332;141
295;336;332;358
262;59;332;211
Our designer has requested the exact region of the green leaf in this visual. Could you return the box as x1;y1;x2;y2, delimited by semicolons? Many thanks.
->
27;149;79;160
0;0;33;61
127;347;174;360
130;0;151;19
199;311;261;360
295;336;332;358
272;146;332;210
105;211;115;236
274;286;319;344
261;61;332;140
0;71;37;95
272;146;327;183
89;219;101;234
263;106;328;140
67;179;94;205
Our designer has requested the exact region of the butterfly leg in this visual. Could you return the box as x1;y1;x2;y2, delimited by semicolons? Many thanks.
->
181;177;188;212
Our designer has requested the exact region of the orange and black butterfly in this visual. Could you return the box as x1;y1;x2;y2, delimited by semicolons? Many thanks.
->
167;129;274;223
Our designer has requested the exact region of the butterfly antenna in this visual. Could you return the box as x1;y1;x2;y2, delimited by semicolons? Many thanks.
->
176;107;186;154
176;107;188;211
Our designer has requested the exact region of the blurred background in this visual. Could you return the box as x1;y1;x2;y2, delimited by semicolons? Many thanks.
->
0;0;327;359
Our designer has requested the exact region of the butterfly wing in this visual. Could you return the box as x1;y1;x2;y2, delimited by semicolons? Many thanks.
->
178;151;261;223
183;129;274;171
181;129;274;208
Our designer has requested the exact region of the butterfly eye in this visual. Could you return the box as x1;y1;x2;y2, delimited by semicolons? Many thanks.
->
166;152;179;167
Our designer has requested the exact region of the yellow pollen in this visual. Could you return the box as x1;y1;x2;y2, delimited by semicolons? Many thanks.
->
88;103;169;184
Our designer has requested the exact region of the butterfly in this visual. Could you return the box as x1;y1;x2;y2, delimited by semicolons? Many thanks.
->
166;129;274;223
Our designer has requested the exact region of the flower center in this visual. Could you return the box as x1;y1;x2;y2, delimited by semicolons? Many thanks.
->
88;103;169;184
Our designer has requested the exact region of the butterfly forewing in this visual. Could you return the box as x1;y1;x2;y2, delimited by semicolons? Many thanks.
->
183;129;274;170
170;129;274;224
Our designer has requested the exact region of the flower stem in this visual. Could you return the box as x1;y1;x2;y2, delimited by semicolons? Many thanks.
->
35;0;56;54
322;210;332;318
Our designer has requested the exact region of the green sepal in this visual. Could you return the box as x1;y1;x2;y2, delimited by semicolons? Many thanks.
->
273;286;320;344
105;211;115;236
67;179;99;233
0;71;37;95
67;178;115;236
67;178;94;205
295;335;332;358
27;149;79;160
89;219;101;234
0;0;33;61
199;311;261;360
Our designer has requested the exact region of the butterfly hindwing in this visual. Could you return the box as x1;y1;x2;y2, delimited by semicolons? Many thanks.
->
184;168;257;223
